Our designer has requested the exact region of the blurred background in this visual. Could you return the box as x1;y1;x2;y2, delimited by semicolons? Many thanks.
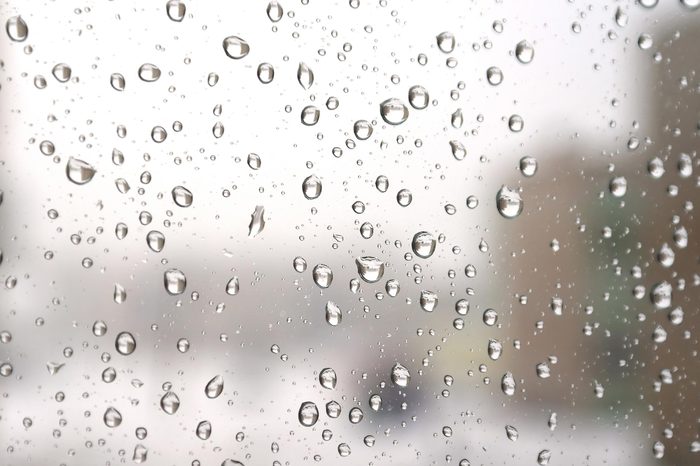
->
0;0;698;465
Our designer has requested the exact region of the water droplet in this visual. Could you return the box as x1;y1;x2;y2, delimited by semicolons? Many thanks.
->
508;114;524;132
297;62;314;89
519;156;537;177
408;85;429;109
223;36;250;59
536;362;551;378
302;175;322;199
293;256;307;273
615;7;628;27
338;443;351;457
212;121;224;138
115;332;136;355
486;66;503;85
298;401;319;427
176;338;190;353
319;368;337;389
93;320;108;336
6;16;28;42
226;276;240;295
146;230;165;252
138;63;161;82
638;33;653;50
196;420;212;440
353;120;373;140
436;31;455;53
537;449;551;465
114;283;126;304
488;339;503;360
151;126;167;143
313;264;333;288
103;407;122;428
411;232;436;258
397;189;412;206
375;175;389;192
160;391;180;414
379;98;409;125
172;186;193;207
515;40;534;63
266;0;284;22
369;394;382;411
166;0;186;22
349;407;363;423
248;205;265;237
326;400;341;418
300;105;320;126
609;176;627;197
681;0;700;10
257;63;274;83
651;281;672;309
355;256;384;283
52;63;72;82
496;185;523;218
391;363;411;387
501;372;516;396
110;73;125;91
325;301;342;325
66;157;96;185
449;140;467;160
164;268;187;295
420;290;438;312
505;425;519;441
205;375;224;398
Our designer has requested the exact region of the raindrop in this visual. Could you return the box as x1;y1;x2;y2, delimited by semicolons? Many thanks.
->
172;186;193;207
297;62;314;89
66;157;96;185
115;332;136;355
408;85;429;109
496;185;523;218
166;0;186;22
146;231;165;252
302;175;322;199
420;290;438;312
355;256;384;283
223;36;250;59
226;277;240;295
412;231;436;258
110;73;125;91
267;1;284;22
319;368;337;389
196;420;212;440
52;63;72;82
391;363;410;387
325;301;342;325
515;40;535;63
160;391;180;414
486;66;503;85
312;264;333;288
257;63;274;84
501;372;516;396
5;16;28;42
379;98;409;125
248;205;265;237
436;31;456;53
300;106;320;126
205;375;224;398
298;401;319;427
103;407;122;428
138;63;161;82
164;269;187;295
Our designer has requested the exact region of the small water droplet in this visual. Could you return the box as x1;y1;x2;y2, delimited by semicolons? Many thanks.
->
391;363;411;387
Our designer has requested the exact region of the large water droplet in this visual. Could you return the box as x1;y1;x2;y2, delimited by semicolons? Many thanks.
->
52;63;72;82
146;230;165;252
325;301;342;325
496;185;523;218
172;186;193;207
257;63;274;83
196;420;212;440
160;391;180;414
312;264;333;288
110;73;125;91
391;363;410;387
515;40;535;63
205;375;224;398
486;66;503;85
115;331;136;355
319;368;337;389
355;256;384;283
436;31;456;53
408;85;429;109
138;63;161;82
302;175;322;199
103;407;122;428
501;372;516;396
609;176;627;197
223;36;250;59
66;157;96;185
166;0;186;22
297;62;314;89
420;290;438;312
5;16;28;42
248;205;265;237
379;98;409;125
164;269;187;295
226;276;240;295
412;231;436;258
266;0;284;22
300;105;320;125
298;401;319;427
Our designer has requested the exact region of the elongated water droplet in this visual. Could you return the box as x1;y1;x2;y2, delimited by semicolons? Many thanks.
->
302;175;322;199
488;339;503;360
325;301;342;325
391;363;410;387
103;407;122;427
496;185;523;218
297;62;314;89
114;284;126;304
205;375;224;398
379;98;409;125
226;277;240;295
223;36;250;59
651;281;672;309
505;425;519;441
355;256;384;283
248;205;265;237
66;157;96;185
501;372;516;396
537;449;551;465
257;63;274;83
166;0;186;22
298;401;319;427
212;121;224;138
6;16;28;42
164;268;187;295
138;63;161;82
160;391;180;414
115;332;136;355
172;186;193;207
267;0;284;22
